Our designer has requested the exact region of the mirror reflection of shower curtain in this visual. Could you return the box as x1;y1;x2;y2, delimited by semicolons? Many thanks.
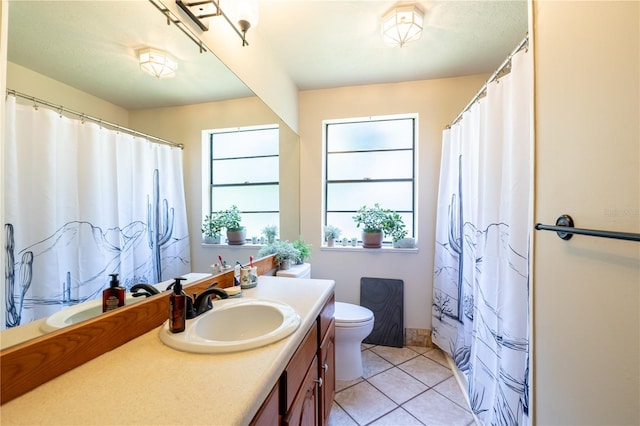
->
432;47;532;425
3;96;190;329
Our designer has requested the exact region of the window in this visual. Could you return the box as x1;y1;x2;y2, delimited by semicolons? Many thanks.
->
204;125;279;241
324;115;416;243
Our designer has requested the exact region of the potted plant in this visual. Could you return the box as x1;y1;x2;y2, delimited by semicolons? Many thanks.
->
218;205;246;245
385;211;414;248
262;225;278;244
353;203;408;248
324;225;341;247
353;203;390;248
292;236;311;264
257;240;301;270
201;213;223;244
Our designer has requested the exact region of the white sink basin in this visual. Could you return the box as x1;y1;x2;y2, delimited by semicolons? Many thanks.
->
40;294;141;333
158;298;301;354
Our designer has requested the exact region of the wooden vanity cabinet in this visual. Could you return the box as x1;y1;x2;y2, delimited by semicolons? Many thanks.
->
318;318;335;425
251;293;335;426
250;381;280;426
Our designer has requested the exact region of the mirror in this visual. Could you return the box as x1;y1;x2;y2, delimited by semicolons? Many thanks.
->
2;0;299;349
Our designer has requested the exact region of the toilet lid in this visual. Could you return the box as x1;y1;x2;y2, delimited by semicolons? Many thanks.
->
335;302;374;324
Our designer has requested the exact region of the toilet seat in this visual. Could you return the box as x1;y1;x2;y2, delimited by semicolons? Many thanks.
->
335;302;374;327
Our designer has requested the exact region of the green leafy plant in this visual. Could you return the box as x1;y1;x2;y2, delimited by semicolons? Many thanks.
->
292;236;311;262
201;213;223;238
353;203;391;233
353;203;407;241
217;205;243;231
262;225;278;243
324;225;341;240
385;211;407;242
257;240;301;265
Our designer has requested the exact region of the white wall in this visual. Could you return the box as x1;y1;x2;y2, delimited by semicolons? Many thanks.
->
6;62;129;125
298;76;488;330
533;1;640;424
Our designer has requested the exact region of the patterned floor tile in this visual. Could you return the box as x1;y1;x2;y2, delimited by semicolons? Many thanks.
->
334;381;398;425
433;376;470;409
370;345;421;365
424;347;450;368
327;403;359;426
367;367;428;405
402;389;474;426
368;407;425;425
361;349;393;378
332;346;472;426
336;377;364;392
398;355;453;387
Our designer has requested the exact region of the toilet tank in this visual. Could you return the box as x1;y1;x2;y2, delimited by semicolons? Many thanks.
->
276;263;311;279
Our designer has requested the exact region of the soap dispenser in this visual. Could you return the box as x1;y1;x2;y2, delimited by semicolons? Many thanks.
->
102;273;125;313
169;277;188;333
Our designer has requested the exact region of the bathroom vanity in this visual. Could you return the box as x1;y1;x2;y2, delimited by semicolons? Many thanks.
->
0;275;335;425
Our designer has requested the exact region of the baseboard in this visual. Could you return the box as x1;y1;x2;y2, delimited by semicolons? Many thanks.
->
404;328;433;347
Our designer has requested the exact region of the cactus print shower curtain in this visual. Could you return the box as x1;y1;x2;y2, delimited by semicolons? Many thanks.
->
3;96;190;329
432;47;531;425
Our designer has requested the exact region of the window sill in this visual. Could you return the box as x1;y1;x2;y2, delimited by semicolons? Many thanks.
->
320;245;419;254
201;243;263;248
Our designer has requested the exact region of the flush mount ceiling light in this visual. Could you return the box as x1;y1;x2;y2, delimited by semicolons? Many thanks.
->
138;48;178;79
382;4;424;47
176;0;258;46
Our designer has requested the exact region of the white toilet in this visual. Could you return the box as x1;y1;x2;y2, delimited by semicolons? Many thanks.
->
276;263;375;381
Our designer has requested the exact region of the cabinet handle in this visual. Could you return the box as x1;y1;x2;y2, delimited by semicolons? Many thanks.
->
314;378;323;388
322;363;328;372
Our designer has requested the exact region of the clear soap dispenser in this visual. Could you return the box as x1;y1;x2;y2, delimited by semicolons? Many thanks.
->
102;273;125;313
169;277;188;333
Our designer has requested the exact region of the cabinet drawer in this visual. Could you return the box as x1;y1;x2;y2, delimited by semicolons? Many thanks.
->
282;323;318;412
317;294;335;343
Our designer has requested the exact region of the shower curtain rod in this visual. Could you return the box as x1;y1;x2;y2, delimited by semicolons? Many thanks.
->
446;34;529;129
6;89;184;149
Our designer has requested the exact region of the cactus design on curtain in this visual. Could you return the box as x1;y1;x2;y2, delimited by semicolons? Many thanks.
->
432;46;532;425
147;169;175;283
2;95;190;328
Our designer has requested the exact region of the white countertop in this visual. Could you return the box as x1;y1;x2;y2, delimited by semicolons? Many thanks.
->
0;276;335;425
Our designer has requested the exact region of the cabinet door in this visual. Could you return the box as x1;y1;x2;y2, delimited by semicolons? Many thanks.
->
283;356;318;426
250;381;279;426
319;319;335;425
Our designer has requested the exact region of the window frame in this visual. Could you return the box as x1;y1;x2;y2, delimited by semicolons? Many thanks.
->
201;124;280;243
322;114;418;245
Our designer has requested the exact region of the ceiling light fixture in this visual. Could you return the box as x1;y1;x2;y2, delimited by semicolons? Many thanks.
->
138;48;178;79
382;4;424;47
176;0;258;47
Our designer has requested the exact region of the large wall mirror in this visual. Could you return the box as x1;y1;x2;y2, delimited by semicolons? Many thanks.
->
2;0;299;351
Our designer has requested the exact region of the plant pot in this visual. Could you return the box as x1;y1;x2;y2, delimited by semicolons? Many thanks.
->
226;228;246;245
393;237;416;248
203;235;220;244
279;259;291;270
327;238;335;247
362;231;383;248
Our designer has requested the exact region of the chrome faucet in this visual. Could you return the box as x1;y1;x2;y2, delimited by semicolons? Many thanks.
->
193;284;229;317
130;283;161;298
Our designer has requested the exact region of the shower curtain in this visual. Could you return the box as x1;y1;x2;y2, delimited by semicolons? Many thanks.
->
3;95;190;329
432;46;531;425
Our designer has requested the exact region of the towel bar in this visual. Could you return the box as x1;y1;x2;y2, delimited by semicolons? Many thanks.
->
535;215;640;242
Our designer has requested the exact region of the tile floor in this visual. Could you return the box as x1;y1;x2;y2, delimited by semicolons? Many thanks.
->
328;344;477;426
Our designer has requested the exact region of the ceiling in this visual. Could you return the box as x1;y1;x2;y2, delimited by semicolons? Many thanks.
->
6;0;528;110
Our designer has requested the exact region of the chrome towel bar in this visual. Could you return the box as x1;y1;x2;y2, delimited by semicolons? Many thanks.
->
535;215;640;242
